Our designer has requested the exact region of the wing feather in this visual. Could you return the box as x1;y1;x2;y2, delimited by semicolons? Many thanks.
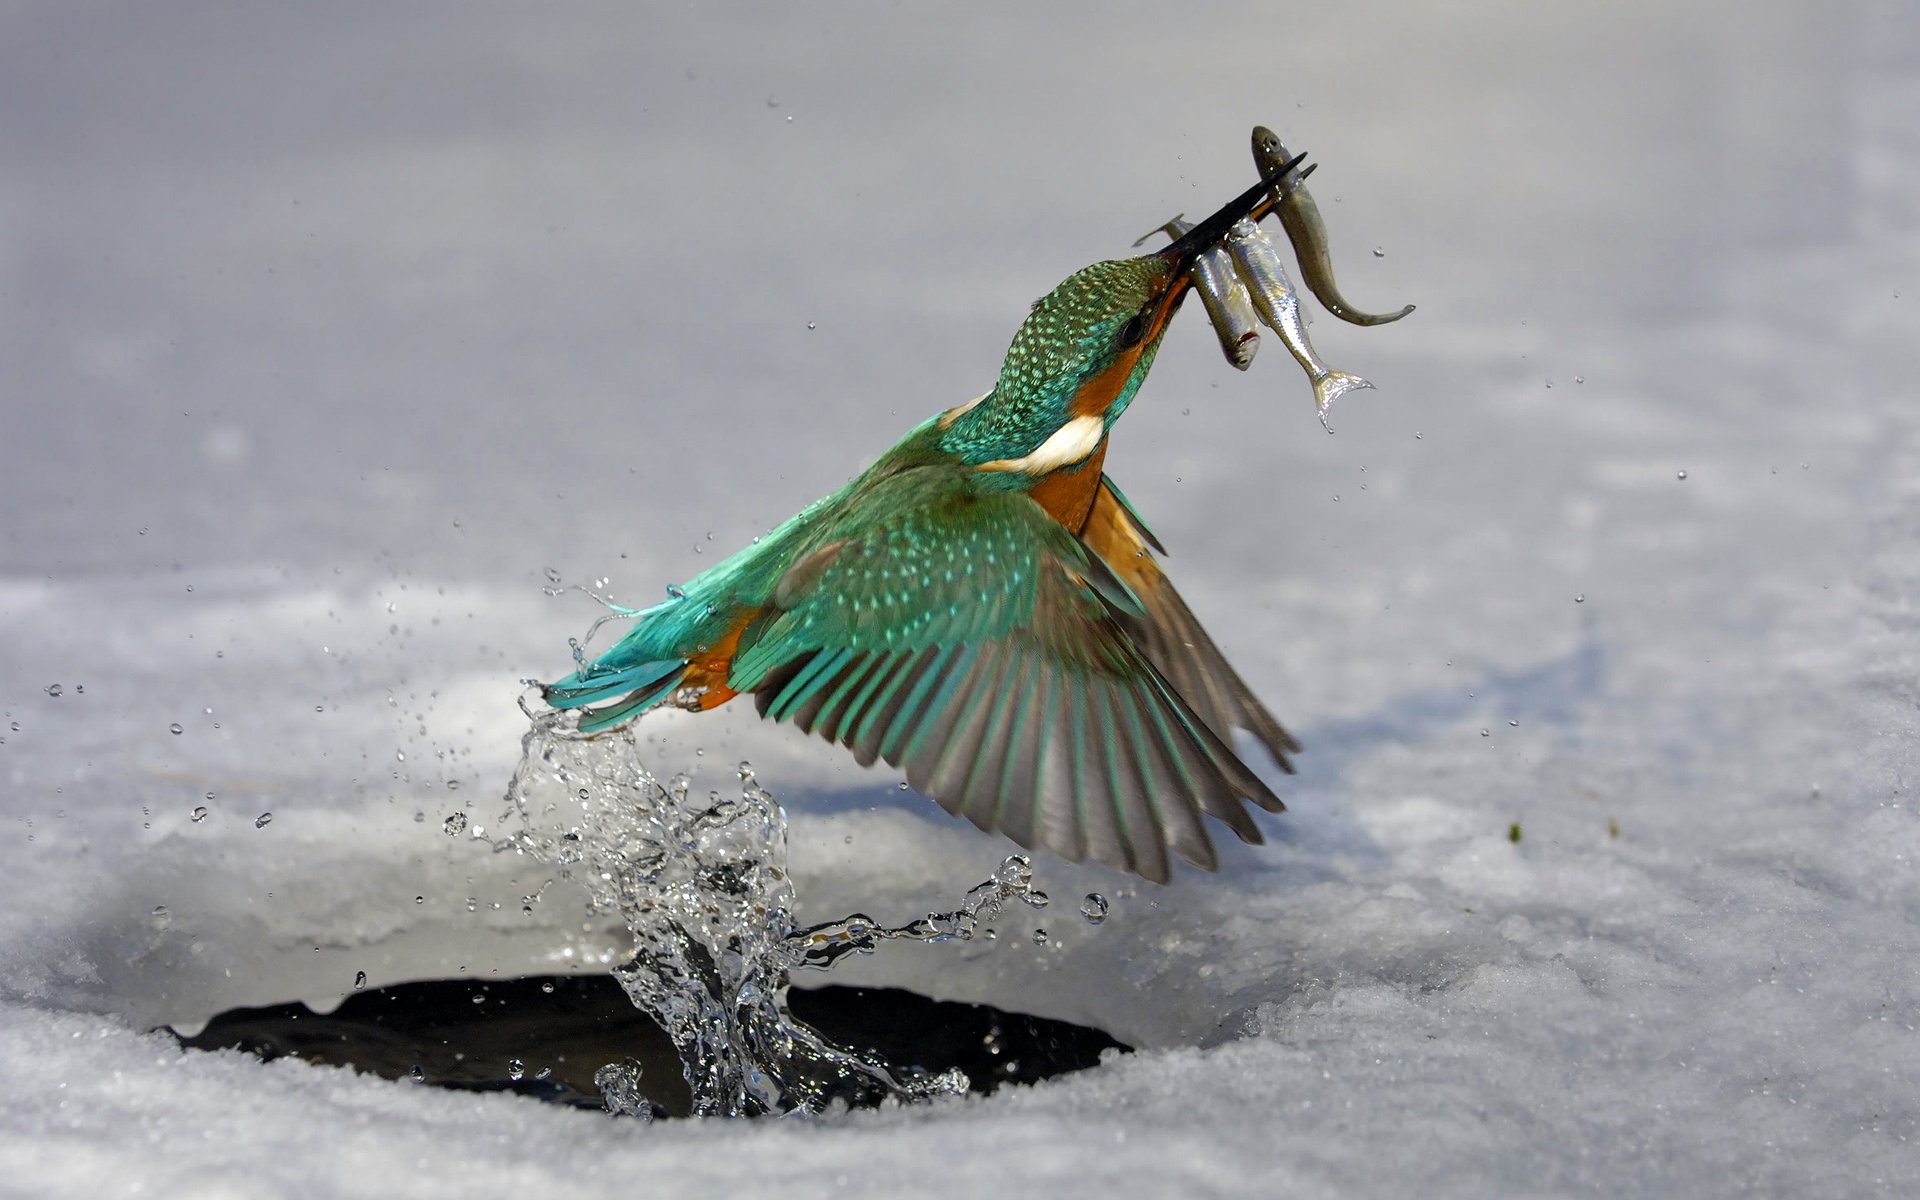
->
1081;475;1300;774
739;467;1286;881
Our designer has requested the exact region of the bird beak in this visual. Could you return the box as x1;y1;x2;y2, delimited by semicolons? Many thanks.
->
1155;148;1309;275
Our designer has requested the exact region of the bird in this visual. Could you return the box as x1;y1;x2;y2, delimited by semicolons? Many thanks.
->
544;165;1306;883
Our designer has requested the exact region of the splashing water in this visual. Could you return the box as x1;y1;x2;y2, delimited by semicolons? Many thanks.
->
501;704;1053;1117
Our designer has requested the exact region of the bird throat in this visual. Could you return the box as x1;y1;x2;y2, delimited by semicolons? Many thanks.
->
1025;436;1109;533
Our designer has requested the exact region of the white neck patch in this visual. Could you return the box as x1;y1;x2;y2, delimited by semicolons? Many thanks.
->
977;413;1106;475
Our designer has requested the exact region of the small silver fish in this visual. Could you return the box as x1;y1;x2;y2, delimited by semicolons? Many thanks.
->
1135;215;1259;370
1224;216;1373;428
1253;126;1414;327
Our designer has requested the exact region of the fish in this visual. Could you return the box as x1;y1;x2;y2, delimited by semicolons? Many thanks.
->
1134;216;1259;370
1224;216;1373;429
1252;125;1414;327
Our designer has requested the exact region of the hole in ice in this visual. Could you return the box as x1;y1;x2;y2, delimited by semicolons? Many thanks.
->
170;974;1128;1119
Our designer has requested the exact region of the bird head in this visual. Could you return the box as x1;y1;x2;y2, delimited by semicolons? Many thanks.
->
985;154;1306;431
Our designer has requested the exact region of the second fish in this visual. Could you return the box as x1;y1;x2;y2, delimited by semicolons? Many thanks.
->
1224;216;1373;429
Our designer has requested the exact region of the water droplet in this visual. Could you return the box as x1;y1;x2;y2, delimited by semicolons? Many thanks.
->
666;584;687;600
1080;894;1109;925
354;971;368;990
544;567;562;583
190;805;209;823
443;812;468;835
1031;928;1049;946
150;905;171;928
408;1065;425;1084
1574;375;1585;384
1480;728;1491;737
1676;469;1688;481
540;982;555;994
44;684;62;698
1414;431;1423;440
254;812;273;828
1574;593;1586;603
1373;246;1385;258
1509;719;1519;727
595;1059;655;1120
445;779;459;791
806;321;817;330
415;895;425;905
897;781;909;791
507;1059;526;1081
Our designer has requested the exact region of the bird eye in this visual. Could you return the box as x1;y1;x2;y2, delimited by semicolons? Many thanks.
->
1117;313;1148;349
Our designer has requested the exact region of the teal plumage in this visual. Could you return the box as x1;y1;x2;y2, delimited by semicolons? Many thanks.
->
546;170;1306;882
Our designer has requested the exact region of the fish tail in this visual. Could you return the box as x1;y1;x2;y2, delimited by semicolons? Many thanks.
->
1314;371;1374;430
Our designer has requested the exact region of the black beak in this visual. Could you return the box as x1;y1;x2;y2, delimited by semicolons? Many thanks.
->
1155;149;1309;272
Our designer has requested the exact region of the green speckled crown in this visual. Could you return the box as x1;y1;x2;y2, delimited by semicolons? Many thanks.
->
941;257;1175;465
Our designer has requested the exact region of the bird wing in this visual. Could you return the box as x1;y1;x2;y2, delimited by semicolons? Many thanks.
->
1079;475;1301;772
724;467;1280;883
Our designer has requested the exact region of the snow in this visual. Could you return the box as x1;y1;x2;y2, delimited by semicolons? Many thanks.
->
3;1;1917;1196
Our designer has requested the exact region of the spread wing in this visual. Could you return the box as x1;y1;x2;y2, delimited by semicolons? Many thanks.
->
725;467;1280;883
1079;475;1300;772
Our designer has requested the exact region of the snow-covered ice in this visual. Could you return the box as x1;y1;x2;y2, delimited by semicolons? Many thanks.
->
2;3;1916;1196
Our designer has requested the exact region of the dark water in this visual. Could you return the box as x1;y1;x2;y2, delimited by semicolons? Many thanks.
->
172;976;1128;1119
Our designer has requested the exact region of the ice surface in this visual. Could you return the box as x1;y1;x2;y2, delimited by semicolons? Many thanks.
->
2;2;1917;1197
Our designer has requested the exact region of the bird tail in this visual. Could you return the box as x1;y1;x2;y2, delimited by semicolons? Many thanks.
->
1314;371;1373;429
541;658;687;734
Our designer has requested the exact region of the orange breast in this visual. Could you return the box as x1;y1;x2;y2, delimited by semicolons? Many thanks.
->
1027;437;1109;534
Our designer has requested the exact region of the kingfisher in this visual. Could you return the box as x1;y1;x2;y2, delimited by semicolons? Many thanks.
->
544;164;1308;883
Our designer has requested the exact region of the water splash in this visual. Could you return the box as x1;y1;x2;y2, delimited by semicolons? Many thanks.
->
501;704;1050;1117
